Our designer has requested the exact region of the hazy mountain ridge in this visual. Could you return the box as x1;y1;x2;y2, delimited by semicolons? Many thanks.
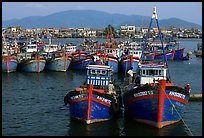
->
2;10;202;29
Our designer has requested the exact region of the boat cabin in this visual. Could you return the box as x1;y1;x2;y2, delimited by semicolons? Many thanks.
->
23;44;38;53
127;49;142;59
139;62;167;85
43;44;59;53
86;65;113;87
65;45;77;54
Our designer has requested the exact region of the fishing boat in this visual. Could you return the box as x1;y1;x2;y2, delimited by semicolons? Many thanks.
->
194;42;202;57
122;7;191;128
104;44;121;73
103;25;122;73
2;32;18;73
69;50;90;70
17;44;46;73
2;54;18;73
120;42;143;73
45;50;72;72
64;64;121;124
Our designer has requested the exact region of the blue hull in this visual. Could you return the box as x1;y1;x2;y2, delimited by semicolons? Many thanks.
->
69;59;93;70
2;59;18;73
155;52;174;60
123;85;189;128
108;58;118;73
154;48;184;60
121;60;139;72
173;48;184;60
46;58;71;72
67;91;117;124
19;59;46;72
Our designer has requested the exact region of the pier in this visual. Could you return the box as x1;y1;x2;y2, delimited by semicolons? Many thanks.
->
189;94;202;101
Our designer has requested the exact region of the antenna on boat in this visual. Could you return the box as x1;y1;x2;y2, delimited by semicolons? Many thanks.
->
139;6;172;82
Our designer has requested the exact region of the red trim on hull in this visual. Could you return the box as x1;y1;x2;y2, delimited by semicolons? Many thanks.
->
92;98;111;107
126;92;187;105
108;59;118;64
68;97;88;103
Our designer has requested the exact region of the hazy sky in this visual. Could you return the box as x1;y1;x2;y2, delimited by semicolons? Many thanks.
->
2;2;202;25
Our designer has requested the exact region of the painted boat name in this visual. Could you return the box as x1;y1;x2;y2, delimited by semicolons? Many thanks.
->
97;96;111;104
169;91;185;99
133;91;153;97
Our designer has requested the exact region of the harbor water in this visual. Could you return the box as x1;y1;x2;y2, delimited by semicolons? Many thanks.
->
2;38;202;136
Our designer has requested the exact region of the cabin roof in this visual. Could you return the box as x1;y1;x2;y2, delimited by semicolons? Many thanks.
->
87;65;112;71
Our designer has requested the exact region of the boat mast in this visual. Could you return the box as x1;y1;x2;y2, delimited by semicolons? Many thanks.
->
139;6;171;82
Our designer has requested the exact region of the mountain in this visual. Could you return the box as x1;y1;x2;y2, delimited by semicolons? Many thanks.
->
2;10;202;29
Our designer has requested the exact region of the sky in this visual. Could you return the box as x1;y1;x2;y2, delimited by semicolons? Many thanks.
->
2;2;202;25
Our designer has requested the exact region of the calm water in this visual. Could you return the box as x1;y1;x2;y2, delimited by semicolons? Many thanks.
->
2;38;202;136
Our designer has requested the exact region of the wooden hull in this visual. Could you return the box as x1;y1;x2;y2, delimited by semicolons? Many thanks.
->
45;57;72;72
2;57;18;73
19;59;46;73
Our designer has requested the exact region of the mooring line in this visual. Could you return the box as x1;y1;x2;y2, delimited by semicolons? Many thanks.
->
159;83;194;136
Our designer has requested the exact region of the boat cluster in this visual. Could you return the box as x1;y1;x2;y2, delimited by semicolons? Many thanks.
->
2;35;189;73
2;7;192;130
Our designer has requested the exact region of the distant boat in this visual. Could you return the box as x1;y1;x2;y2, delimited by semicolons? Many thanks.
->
150;42;185;60
64;64;121;124
194;42;202;57
17;52;46;73
45;50;72;72
2;55;18;73
17;43;46;73
120;42;143;72
2;32;18;73
69;50;93;70
122;7;191;128
104;43;121;73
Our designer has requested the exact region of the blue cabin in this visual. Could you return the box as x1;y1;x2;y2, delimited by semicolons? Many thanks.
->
86;65;113;87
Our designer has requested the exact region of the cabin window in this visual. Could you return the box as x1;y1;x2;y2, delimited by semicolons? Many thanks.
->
97;70;101;74
136;51;138;54
142;70;145;75
149;69;155;75
91;69;96;75
159;70;162;75
146;70;149;75
156;70;158;76
102;70;106;75
161;70;164;76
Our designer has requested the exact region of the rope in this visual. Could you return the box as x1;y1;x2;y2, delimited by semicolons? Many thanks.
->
158;82;194;136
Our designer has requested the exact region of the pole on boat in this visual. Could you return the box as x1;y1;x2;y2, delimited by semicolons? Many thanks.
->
158;79;166;127
37;54;40;73
64;52;67;72
87;84;93;124
2;31;10;73
6;54;10;73
130;54;133;68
